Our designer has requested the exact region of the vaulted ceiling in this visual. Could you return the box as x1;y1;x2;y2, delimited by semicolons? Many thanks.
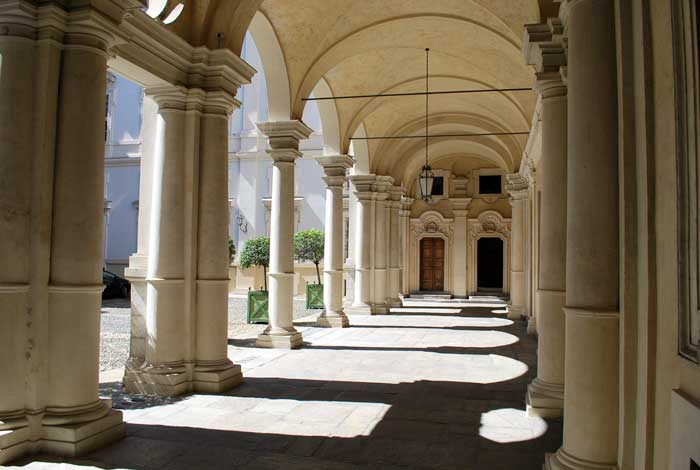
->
172;0;554;186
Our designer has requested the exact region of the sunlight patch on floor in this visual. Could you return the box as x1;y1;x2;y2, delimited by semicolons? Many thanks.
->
122;395;391;438
479;408;548;443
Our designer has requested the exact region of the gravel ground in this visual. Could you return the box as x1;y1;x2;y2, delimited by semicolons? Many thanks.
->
99;294;322;372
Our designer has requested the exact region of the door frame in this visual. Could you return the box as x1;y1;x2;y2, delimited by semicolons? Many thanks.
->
413;233;451;292
419;236;446;291
476;235;505;291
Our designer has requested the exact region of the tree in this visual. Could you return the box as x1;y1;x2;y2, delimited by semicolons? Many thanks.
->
239;236;270;290
294;229;324;284
228;238;236;265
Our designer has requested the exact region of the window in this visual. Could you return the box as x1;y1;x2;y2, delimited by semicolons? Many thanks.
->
432;176;444;196
479;175;502;194
673;0;700;363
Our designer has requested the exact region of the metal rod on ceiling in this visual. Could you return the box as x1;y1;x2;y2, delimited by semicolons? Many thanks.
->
350;131;530;141
425;48;429;169
301;87;533;101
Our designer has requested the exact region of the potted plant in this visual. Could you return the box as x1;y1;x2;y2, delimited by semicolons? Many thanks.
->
239;236;270;323
294;229;325;309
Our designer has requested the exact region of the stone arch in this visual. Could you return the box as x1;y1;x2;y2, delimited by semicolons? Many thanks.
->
310;78;342;155
247;11;292;121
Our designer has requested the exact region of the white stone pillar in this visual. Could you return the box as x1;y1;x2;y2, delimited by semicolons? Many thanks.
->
315;156;353;327
386;186;404;306
371;176;393;313
45;29;125;452
524;34;568;417
546;0;620;468
256;121;312;348
506;174;528;319
450;198;471;297
348;175;376;314
124;95;158;375
0;24;37;456
123;86;190;395
193;93;243;391
399;197;413;294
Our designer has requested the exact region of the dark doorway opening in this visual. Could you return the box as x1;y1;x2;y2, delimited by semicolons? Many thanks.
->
477;237;503;291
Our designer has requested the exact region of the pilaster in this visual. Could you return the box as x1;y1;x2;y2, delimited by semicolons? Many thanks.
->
347;175;378;314
506;174;529;320
450;198;472;297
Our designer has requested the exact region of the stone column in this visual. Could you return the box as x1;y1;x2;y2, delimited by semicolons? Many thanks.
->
124;95;158;375
348;175;376;314
316;156;353;327
386;186;404;306
0;21;38;456
524;27;568;417
193;93;243;391
123;86;190;395
546;0;620;468
45;29;125;452
450;198;471;297
506;174;528;319
372;176;393;313
399;197;414;294
256;121;313;348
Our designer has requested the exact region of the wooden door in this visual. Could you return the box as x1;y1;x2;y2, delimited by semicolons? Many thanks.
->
420;238;445;291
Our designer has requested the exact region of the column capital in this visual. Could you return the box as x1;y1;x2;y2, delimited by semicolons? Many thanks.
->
257;120;313;150
315;155;354;178
388;186;406;203
450;197;472;215
349;174;377;200
523;18;567;97
374;175;395;194
506;173;529;201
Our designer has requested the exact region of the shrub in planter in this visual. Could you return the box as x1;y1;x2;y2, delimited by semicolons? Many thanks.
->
240;236;270;323
294;229;325;309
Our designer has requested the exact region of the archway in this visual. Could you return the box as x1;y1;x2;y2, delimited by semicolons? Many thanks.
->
477;237;504;292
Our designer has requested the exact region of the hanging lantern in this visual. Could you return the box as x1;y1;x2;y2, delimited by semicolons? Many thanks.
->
419;164;434;202
419;48;433;203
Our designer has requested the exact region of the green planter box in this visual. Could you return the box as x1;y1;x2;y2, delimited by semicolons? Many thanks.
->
306;284;324;309
247;290;269;324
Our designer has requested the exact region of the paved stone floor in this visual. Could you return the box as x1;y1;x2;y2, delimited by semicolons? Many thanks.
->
10;303;562;470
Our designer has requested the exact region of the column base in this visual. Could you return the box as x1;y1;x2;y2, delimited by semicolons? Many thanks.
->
123;365;190;396
545;449;618;470
193;362;243;393
41;400;124;458
507;306;524;320
317;313;349;328
346;304;373;315
0;420;31;466
527;316;537;335
386;297;401;308
526;378;564;418
371;303;388;315
256;330;303;349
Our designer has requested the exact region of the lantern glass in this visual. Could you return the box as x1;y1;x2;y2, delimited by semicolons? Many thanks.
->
419;165;434;201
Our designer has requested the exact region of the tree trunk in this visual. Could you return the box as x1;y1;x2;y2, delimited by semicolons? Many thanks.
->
315;262;321;285
263;265;267;291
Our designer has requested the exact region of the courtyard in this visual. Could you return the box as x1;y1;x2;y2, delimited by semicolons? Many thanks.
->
8;302;561;470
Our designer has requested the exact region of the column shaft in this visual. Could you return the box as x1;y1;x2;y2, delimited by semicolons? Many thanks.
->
45;36;124;451
194;108;242;391
315;156;353;327
386;188;403;306
547;0;620;468
256;121;312;348
349;175;376;314
0;34;35;436
528;84;568;417
507;175;528;318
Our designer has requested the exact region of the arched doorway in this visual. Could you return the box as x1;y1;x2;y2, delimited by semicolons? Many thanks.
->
477;237;504;292
420;237;445;291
